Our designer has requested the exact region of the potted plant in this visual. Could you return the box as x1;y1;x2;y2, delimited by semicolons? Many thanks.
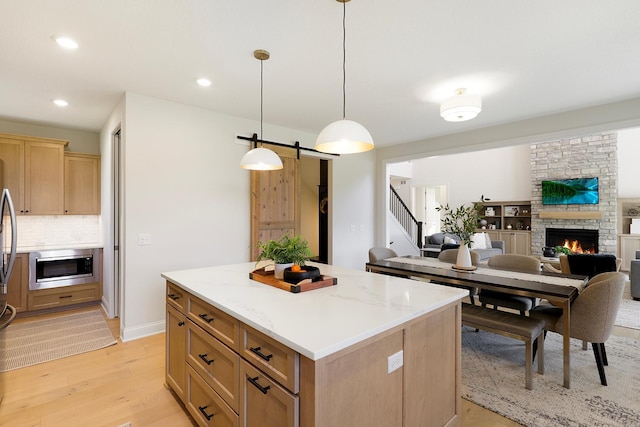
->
436;203;480;269
257;234;315;279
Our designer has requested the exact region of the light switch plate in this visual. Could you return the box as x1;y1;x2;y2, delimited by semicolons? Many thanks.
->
138;233;152;246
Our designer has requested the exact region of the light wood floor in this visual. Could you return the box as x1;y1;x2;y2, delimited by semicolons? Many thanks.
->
3;306;637;427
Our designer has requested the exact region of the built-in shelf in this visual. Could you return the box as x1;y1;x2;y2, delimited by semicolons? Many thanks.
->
538;211;603;220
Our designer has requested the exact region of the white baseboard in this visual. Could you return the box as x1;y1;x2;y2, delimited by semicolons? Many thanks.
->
121;319;164;342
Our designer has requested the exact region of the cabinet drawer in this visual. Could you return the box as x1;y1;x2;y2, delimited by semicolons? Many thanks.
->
239;359;298;427
187;320;240;412
186;365;238;427
166;281;185;312
27;283;101;311
188;295;240;351
240;324;299;394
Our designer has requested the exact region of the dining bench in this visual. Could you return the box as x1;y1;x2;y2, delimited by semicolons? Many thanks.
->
461;304;545;390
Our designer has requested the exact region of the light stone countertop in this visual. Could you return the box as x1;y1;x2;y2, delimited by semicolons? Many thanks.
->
161;262;467;361
17;243;103;253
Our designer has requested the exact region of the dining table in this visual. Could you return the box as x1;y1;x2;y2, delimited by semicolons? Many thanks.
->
366;255;588;389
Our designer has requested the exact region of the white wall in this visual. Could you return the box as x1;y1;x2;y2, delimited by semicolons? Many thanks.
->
409;145;532;208
0;118;100;153
102;92;375;340
617;127;640;197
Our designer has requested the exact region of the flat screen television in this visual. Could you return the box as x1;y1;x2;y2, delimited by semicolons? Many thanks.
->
541;177;599;205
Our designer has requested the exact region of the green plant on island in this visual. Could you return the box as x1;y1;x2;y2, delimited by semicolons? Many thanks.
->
436;203;480;247
256;234;314;266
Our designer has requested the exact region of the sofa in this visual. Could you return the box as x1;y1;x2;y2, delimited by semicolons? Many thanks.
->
423;232;504;261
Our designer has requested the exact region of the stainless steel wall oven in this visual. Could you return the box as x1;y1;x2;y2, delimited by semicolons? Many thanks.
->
29;248;101;291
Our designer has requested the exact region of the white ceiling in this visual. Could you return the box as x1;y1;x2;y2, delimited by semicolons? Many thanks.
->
2;0;640;147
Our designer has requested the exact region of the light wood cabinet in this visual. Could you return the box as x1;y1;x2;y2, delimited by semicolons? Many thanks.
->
6;253;28;313
167;304;187;403
166;281;462;427
499;230;532;255
27;282;102;311
479;200;531;232
0;133;68;215
618;235;640;271
64;152;101;214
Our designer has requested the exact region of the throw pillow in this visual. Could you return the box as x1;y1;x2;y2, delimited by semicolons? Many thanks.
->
444;236;457;245
484;233;492;248
470;233;487;250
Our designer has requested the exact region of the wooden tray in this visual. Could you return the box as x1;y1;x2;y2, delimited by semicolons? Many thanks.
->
249;268;337;293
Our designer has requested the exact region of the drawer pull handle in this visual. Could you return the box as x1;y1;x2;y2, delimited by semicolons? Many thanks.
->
198;313;214;323
177;321;185;327
59;295;73;299
198;353;214;365
168;294;180;301
248;376;271;394
250;346;273;362
198;405;214;421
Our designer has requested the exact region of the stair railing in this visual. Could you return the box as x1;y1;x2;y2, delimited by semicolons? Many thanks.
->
390;185;423;248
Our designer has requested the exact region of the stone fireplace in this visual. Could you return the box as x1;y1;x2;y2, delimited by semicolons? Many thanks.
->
530;134;617;256
545;228;599;254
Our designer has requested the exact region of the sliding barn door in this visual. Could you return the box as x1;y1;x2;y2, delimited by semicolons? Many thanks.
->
250;147;300;261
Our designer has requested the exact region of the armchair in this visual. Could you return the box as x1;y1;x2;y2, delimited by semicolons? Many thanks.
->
630;250;640;300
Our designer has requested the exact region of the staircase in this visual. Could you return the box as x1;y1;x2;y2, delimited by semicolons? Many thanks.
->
390;185;423;248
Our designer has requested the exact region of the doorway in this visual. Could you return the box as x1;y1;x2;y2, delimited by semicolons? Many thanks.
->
111;129;122;318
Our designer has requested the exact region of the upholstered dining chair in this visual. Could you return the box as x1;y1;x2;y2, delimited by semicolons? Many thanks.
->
530;271;626;386
478;254;542;315
438;249;481;305
368;247;398;263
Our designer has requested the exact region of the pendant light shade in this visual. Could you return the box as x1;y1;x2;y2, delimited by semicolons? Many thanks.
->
315;0;373;154
315;119;373;154
440;88;482;122
240;49;283;170
240;146;283;170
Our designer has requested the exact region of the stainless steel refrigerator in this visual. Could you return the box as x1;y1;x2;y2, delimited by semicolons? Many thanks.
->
1;164;18;405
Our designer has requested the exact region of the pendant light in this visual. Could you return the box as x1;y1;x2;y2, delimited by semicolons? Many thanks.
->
315;0;373;155
240;50;283;170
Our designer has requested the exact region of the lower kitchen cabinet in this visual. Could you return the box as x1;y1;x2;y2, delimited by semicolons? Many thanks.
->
166;280;462;427
240;359;298;427
167;304;186;402
6;253;28;312
27;282;102;311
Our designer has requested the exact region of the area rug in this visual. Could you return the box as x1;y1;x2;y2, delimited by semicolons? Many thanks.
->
0;309;117;372
462;327;640;427
615;281;640;330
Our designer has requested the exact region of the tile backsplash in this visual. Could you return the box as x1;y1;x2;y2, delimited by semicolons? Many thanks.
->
16;215;102;249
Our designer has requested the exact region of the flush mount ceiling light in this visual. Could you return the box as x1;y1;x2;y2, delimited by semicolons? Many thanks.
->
53;99;69;107
52;35;78;50
315;0;373;155
240;49;283;171
196;78;211;87
440;88;482;122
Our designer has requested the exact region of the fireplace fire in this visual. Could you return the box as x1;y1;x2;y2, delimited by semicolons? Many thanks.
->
545;228;598;254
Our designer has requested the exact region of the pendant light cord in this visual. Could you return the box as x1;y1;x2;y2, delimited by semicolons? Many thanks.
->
342;0;346;120
260;57;264;139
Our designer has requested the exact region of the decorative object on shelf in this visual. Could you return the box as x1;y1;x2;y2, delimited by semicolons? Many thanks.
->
315;0;374;154
436;203;479;270
627;208;639;216
440;88;482;122
479;219;488;229
240;49;283;171
256;235;314;279
504;206;519;217
506;224;513;229
485;207;495;216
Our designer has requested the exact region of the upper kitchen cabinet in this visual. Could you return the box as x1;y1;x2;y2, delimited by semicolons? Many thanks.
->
65;153;101;214
0;133;68;215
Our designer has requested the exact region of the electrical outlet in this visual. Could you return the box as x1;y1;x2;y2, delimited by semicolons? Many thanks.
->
138;233;152;246
388;350;403;373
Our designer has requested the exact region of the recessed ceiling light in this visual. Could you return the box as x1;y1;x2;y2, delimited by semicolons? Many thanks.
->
196;78;212;87
52;35;78;50
53;99;69;107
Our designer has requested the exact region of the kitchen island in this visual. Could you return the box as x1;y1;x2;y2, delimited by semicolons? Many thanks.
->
162;262;467;427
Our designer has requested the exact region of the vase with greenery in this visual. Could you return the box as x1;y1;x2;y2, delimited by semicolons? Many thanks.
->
436;203;480;268
257;234;314;279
